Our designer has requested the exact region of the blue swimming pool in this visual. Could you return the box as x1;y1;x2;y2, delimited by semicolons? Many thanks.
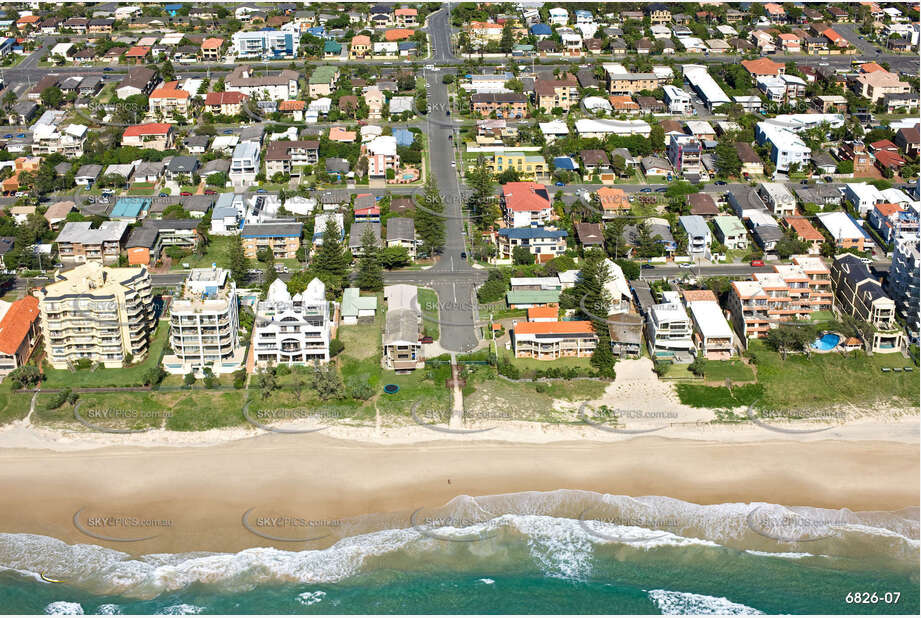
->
812;332;841;351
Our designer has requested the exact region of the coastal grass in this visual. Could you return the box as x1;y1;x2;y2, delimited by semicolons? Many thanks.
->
703;360;755;383
336;300;383;361
417;287;439;340
463;377;588;424
0;381;32;425
747;341;920;411
39;321;170;389
182;236;234;269
677;383;765;409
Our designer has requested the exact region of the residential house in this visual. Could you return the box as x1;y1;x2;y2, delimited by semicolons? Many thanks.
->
501;182;552;227
830;254;904;352
512;320;597;360
0;296;41;379
386;217;417;258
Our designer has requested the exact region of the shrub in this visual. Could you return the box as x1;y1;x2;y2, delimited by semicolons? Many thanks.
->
329;339;345;358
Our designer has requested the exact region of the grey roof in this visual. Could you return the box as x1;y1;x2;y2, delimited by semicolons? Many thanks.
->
241;222;303;238
607;312;644;345
386;217;414;242
318;189;349;205
752;224;783;247
133;161;165;178
11;100;38;117
201;159;230;174
383;308;419;346
184;135;211;148
180;195;215;212
325;157;349;173
349;221;382;248
354;194;376;210
126;224;158;249
56;221;129;244
167;156;199;174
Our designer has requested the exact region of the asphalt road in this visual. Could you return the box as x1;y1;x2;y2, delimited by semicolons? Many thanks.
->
426;6;456;63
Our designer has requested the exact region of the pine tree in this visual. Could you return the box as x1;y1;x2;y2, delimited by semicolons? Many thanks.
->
312;218;349;294
415;175;446;255
227;234;249;285
356;225;383;291
575;250;616;378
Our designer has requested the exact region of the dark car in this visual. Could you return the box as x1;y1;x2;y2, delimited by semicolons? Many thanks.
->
654;187;668;193
222;129;233;134
555;181;565;186
641;263;655;269
460;251;467;259
159;192;168;197
640;187;653;193
800;179;809;185
103;67;113;72
2;134;11;139
714;180;727;186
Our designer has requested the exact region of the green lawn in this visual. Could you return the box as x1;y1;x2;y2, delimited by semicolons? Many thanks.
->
40;321;169;389
703;360;755;382
0;381;33;425
418;287;439;339
677;341;919;412
336;296;383;360
181;236;234;269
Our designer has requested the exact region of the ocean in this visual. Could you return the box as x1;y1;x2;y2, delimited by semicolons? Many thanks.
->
0;492;917;615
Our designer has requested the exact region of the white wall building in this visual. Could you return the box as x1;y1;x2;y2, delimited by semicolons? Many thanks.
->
252;278;334;367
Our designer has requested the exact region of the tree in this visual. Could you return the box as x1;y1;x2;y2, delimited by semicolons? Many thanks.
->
8;365;41;389
40;86;64;109
379;246;411;269
356;225;383;290
227;234;249;284
715;139;742;178
415;175;446;255
500;21;514;54
312;219;350;294
512;245;535;265
764;323;815;360
256;366;278;399
614;259;640;280
574;249;616;378
310;360;344;400
689;355;707;377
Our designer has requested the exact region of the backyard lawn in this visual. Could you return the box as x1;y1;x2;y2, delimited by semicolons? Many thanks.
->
40;321;170;389
182;236;234;269
418;287;439;339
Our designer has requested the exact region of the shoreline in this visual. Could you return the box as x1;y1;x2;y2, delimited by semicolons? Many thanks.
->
0;430;917;556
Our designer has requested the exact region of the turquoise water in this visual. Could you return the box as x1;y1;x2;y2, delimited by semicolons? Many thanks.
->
812;333;841;351
1;492;918;615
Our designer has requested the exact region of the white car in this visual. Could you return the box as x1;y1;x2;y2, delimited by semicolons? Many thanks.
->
679;263;694;269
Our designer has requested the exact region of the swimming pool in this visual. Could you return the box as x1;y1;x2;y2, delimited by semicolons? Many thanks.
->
812;332;841;351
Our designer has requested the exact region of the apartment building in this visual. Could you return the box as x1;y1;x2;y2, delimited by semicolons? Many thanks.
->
34;262;155;369
853;70;911;103
888;236;920;339
148;81;191;118
729;257;833;341
535;76;579;112
501;182;552;227
121;123;175;151
758;182;797;217
204;91;249;116
755;122;810;173
382;284;422;371
496;228;568;262
225;65;299;100
602;65;660;95
683;290;735;360
486;152;548;180
0;296;41;379
163;267;243;375
363;135;400;177
830;254;904;352
265;140;320;176
30;123;87;157
679;215;711;257
511;320;597;360
252;278;333;367
470;92;529;118
230;141;260;186
240;221;302;260
232;30;298;59
56;221;129;265
646;301;695;359
667;135;702;177
663;85;691;114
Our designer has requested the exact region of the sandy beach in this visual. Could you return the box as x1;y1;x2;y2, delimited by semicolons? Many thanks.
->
0;430;917;556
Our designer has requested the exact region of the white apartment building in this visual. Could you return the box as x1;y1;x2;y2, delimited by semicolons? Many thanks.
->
252;278;334;367
34;262;155;369
230;141;260;187
163;267;243;375
758;182;797;217
645;300;695;359
686;299;735;360
364;135;400;177
663;85;691;114
231;30;298;59
30;123;87;157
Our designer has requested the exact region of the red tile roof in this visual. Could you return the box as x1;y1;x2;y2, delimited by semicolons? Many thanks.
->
149;81;189;100
123;122;172;137
278;100;306;111
384;28;414;41
502;182;551;212
741;58;784;76
527;306;559;320
125;45;151;57
874;203;904;217
514;320;595;335
0;296;39;356
201;37;224;49
784;216;824;241
204;91;247;105
875;150;906;168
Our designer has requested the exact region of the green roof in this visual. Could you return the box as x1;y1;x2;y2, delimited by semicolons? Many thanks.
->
309;65;339;84
506;290;561;305
713;215;746;237
324;40;342;54
342;287;378;316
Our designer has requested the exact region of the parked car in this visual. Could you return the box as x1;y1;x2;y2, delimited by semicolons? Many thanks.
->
419;335;434;344
679;262;693;269
204;189;216;195
654;187;667;193
714;180;727;186
180;191;192;196
641;263;654;269
640;187;653;193
555;181;565;186
159;192;168;197
460;251;467;259
750;259;765;267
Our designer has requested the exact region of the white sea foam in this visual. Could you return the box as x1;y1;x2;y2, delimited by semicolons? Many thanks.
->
95;604;121;615
744;550;815;560
155;604;204;615
297;591;326;606
477;578;495;584
43;601;84;615
648;589;764;615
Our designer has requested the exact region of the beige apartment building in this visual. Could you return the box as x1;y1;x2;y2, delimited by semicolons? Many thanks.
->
34;262;156;369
